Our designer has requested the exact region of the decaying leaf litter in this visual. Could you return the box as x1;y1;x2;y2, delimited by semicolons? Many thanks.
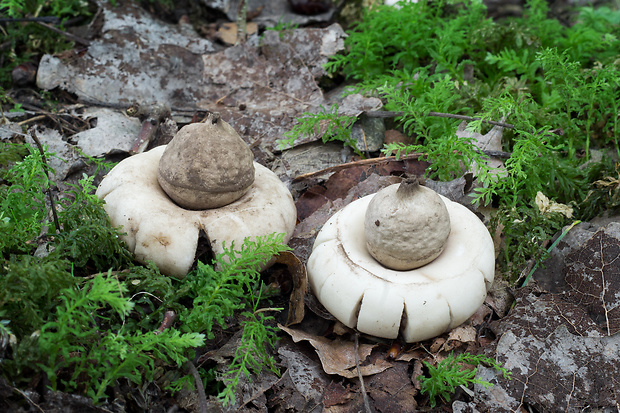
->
2;0;620;411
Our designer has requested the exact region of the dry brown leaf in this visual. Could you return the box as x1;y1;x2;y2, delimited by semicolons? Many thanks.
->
393;352;417;362
216;22;258;45
332;321;354;336
423;176;471;207
429;337;445;353
446;325;477;344
279;325;393;378
485;278;514;318
467;301;494;326
535;191;574;218
438;325;477;353
272;250;307;326
323;381;354;408
411;359;424;391
456;121;506;179
277;344;329;404
367;361;418;412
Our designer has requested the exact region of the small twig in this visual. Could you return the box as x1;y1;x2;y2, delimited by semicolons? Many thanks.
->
17;115;47;126
0;16;60;24
354;333;372;413
253;307;283;315
481;149;512;158
70;96;214;124
36;21;91;46
12;387;45;413
16;103;88;135
292;152;424;181
292;146;512;182
62;95;210;118
29;129;60;234
366;110;516;129
186;360;208;413
154;310;176;335
361;128;370;158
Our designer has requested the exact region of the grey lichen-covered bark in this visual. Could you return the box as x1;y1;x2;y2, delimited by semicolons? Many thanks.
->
470;222;620;412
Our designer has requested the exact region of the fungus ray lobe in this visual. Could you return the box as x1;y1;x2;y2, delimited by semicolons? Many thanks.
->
358;287;405;339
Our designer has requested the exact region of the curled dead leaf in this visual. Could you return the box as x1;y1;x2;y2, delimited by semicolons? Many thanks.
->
440;325;477;352
277;344;329;403
535;191;574;218
272;250;307;326
217;22;259;45
457;121;507;180
279;325;393;378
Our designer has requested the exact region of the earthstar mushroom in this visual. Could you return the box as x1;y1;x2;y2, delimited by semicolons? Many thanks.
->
96;115;297;277
306;179;495;342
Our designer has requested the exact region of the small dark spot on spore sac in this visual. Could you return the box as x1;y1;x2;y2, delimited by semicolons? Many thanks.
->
375;220;380;226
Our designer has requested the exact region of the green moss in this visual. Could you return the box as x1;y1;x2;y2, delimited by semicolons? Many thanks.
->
0;142;291;404
285;0;620;281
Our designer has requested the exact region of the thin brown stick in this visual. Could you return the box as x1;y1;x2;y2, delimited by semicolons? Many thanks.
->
17;103;87;135
36;21;90;46
12;387;45;413
366;110;516;129
293;152;424;181
355;333;372;413
29;130;60;233
186;361;208;413
17;115;47;126
0;16;60;23
292;147;512;182
154;310;176;335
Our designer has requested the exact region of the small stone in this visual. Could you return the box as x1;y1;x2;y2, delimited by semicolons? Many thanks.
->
352;115;386;153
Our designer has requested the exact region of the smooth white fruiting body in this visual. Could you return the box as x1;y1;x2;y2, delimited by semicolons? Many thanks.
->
306;193;494;342
364;180;450;270
96;146;297;277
